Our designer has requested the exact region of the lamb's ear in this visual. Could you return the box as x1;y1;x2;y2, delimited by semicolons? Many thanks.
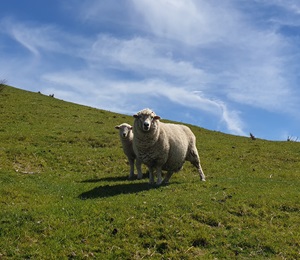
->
115;125;120;129
154;115;161;120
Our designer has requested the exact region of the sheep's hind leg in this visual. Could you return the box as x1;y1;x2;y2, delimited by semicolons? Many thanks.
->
162;171;173;185
197;163;206;181
192;160;206;181
188;149;206;181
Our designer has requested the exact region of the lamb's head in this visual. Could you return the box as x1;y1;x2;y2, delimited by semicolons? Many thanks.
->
115;123;133;139
133;108;161;132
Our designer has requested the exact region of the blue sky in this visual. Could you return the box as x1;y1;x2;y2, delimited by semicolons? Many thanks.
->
1;0;300;140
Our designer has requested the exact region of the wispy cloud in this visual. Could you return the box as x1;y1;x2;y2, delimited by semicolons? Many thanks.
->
130;0;298;112
42;70;246;135
1;18;59;57
1;17;89;60
131;0;242;45
263;0;300;15
87;35;209;84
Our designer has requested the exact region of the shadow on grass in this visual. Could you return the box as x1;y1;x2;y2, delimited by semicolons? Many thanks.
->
80;173;150;183
81;176;128;183
79;182;155;199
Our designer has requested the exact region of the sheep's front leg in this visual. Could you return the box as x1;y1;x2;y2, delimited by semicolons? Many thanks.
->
128;158;135;180
136;159;143;180
156;166;163;186
148;167;155;185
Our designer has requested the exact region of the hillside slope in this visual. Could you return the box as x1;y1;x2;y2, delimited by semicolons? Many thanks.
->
0;85;299;259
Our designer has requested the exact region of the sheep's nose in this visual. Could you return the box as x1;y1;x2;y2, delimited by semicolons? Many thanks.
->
144;122;150;128
122;133;126;137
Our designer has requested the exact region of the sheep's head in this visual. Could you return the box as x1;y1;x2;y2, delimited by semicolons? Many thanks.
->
115;123;133;138
133;108;161;132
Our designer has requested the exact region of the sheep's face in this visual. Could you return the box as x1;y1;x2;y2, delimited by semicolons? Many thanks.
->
133;109;161;132
115;124;132;139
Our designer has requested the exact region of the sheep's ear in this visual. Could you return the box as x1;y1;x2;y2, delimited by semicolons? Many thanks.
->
154;115;161;120
133;114;139;118
130;126;133;130
115;125;120;129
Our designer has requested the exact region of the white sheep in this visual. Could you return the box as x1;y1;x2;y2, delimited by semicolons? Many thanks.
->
133;108;206;185
115;123;143;180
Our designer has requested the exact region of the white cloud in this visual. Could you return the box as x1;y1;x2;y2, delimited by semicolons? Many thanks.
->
260;0;300;15
131;0;241;45
130;0;299;114
41;68;246;135
1;18;59;57
87;35;209;85
219;104;245;136
1;17;89;60
71;0;131;22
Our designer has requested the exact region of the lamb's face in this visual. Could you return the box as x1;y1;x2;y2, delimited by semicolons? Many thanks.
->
115;124;132;139
134;109;161;132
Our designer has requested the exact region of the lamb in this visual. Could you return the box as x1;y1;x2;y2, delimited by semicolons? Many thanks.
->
115;123;143;180
133;108;206;185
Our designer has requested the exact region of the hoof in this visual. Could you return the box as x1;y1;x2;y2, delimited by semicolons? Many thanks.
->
156;178;163;186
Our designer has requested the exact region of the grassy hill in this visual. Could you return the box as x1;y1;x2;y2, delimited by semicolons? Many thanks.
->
0;85;299;259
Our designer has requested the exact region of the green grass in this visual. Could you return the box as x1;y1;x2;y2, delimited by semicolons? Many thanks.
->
0;85;299;259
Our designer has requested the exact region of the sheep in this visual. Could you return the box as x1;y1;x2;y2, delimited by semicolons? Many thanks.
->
115;123;143;180
133;108;206;185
